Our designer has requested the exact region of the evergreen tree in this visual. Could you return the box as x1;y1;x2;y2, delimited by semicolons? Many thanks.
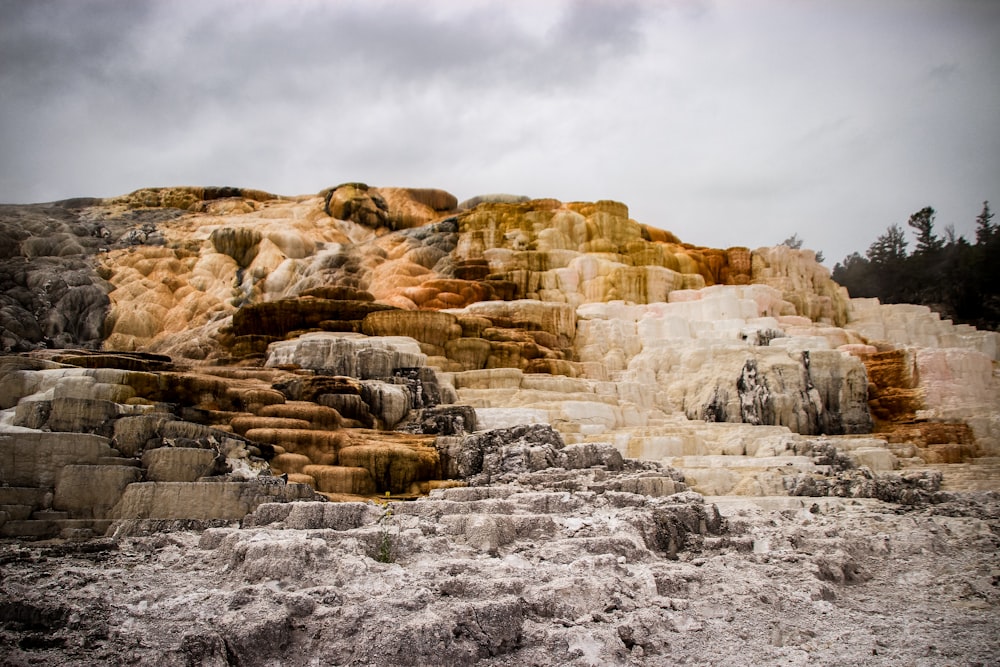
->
907;207;943;254
975;201;994;244
865;224;908;264
832;252;875;298
833;202;1000;330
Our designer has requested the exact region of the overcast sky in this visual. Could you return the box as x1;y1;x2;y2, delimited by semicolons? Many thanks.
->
1;0;997;264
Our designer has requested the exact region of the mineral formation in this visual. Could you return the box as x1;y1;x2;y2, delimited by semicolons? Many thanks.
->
1;185;998;665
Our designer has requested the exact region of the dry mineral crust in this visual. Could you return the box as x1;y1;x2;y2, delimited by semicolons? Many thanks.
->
0;185;998;665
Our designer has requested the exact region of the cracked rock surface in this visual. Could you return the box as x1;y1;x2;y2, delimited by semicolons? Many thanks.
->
1;485;997;666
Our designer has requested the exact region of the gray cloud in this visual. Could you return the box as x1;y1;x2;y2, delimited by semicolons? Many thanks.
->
0;0;997;266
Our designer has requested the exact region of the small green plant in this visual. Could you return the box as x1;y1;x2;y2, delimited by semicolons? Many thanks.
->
374;492;395;563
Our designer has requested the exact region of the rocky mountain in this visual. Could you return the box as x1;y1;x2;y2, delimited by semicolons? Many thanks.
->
1;185;997;665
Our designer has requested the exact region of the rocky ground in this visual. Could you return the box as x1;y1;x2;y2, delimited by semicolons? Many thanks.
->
1;480;997;667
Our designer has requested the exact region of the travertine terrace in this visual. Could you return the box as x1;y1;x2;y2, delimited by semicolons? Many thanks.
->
1;185;997;665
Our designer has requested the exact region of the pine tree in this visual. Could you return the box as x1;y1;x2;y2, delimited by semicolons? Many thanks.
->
866;224;908;264
907;207;943;254
975;201;994;244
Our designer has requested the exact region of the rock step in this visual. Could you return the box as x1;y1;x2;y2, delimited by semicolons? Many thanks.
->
0;504;33;521
0;487;50;506
113;480;319;521
668;454;820;471
97;457;142;467
0;517;115;539
907;458;1000;492
32;510;69;520
0;519;58;539
54;519;114;538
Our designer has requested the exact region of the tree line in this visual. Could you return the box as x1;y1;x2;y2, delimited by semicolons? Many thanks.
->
829;202;999;330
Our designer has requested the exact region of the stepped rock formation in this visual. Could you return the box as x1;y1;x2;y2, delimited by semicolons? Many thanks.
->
1;185;998;664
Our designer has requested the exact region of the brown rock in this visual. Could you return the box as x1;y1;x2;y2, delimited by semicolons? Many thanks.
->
323;183;389;228
210;227;262;268
0;432;118;487
230;416;312;437
444;337;492;370
110;481;315;520
257;402;343;430
361;310;462;348
142;448;218;482
244;429;346;466
53;464;143;519
270;453;312;475
232;298;397;338
301;465;376;495
338;437;439;494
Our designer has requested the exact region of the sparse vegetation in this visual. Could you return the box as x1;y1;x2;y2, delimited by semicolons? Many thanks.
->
374;493;396;563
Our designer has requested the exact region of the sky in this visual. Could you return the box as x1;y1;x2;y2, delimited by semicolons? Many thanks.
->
0;0;998;265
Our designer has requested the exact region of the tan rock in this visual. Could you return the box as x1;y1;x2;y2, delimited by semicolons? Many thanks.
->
286;472;316;488
142;447;218;482
244;428;345;466
301;464;376;495
230;416;312;437
0;432;117;487
257;402;343;430
751;246;850;325
265;332;425;378
361;310;461;348
54;464;142;518
110;481;315;520
270;453;312;475
444;337;493;370
376;187;457;230
323;183;389;228
338;440;438;494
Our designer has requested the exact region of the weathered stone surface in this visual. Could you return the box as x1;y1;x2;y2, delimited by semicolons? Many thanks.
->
0;432;117;487
2;186;999;541
751;245;851;325
323;182;389;228
265;332;425;378
338;440;439;495
4;486;998;666
361;309;461;348
142;447;219;482
233;297;396;338
111;481;317;520
242;500;379;530
111;415;173;457
269;453;312;475
399;404;479;436
256;402;343;429
446;424;567;484
243;429;345;466
301;464;376;495
53;464;143;518
45;396;121;434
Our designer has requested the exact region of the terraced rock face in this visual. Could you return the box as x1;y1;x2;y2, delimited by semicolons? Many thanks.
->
1;184;999;537
1;184;999;666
